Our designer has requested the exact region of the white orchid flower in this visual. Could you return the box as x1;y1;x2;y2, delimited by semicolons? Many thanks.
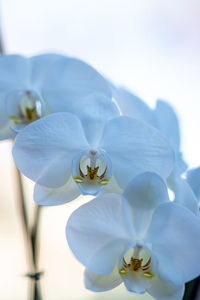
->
112;87;199;212
12;95;174;205
66;172;200;300
0;53;110;139
112;87;186;174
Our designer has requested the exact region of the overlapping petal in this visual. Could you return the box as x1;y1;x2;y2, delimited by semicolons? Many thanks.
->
40;56;111;113
100;116;175;188
13;112;89;188
34;177;80;206
172;178;198;215
0;55;30;90
149;276;184;300
66;193;133;274
112;87;155;126
84;263;122;292
155;100;180;152
187;167;200;202
68;93;119;147
146;202;200;285
123;172;169;238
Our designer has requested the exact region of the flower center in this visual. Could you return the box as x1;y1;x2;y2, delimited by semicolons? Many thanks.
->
119;245;154;279
72;149;112;195
73;150;110;186
8;90;43;128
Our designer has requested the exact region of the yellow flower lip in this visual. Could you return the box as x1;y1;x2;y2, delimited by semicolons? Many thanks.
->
72;149;112;195
73;150;111;187
8;89;43;128
119;246;154;279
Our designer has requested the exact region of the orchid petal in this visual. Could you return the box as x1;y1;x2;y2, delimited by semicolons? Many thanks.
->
40;57;111;113
123;172;169;238
172;178;198;215
84;263;122;292
113;87;155;126
155;100;180;152
149;276;184;300
68;93;119;148
0;55;29;90
34;176;80;206
122;272;150;294
12;112;89;188
100;116;174;188
146;202;200;285
30;53;65;87
187;167;200;202
66;193;132;274
0;121;15;140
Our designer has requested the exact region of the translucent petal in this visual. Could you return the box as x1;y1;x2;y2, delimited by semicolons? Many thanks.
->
0;121;15;140
172;178;198;215
123;172;169;238
66;193;133;274
40;56;111;113
146;202;200;285
84;262;122;292
149;276;184;300
68;93;119;148
100;116;175;188
30;53;65;87
187;167;200;202
34;176;80;206
0;55;30;89
112;87;155;126
12;112;89;188
155;100;180;152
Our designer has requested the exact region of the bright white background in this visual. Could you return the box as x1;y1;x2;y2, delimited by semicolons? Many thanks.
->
0;0;200;299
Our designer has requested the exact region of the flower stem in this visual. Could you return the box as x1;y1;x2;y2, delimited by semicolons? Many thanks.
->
12;157;42;300
183;277;200;300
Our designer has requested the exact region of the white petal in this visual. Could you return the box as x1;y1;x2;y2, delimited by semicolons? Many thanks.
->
34;176;80;206
100;116;175;188
0;121;15;140
68;93;119;148
40;56;111;113
122;272;150;294
30;53;65;87
187;167;200;202
146;202;200;285
12;112;89;188
155;100;180;152
66;193;133;274
84;263;122;292
149;276;184;300
123;172;169;238
172;178;198;215
113;87;155;126
0;55;29;89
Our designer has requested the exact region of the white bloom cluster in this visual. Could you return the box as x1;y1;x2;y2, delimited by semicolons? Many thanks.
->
1;54;200;300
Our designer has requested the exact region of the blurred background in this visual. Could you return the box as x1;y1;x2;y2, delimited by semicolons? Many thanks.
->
0;0;200;299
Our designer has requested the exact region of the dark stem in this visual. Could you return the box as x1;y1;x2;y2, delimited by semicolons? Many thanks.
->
12;153;42;300
183;277;200;300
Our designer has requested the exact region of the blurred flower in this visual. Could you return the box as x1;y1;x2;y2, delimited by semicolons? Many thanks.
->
112;87;200;214
0;53;111;139
187;167;200;204
66;172;200;300
12;95;174;205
